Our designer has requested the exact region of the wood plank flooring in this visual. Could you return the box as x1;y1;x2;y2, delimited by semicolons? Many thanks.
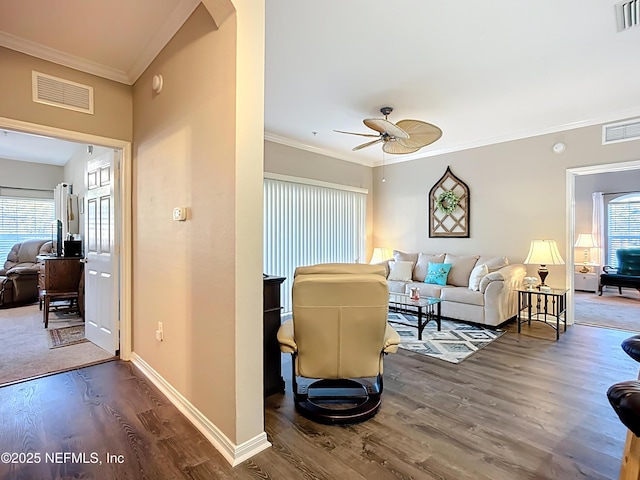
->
0;321;637;479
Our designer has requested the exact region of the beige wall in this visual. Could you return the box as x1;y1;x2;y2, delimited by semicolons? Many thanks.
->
373;122;640;288
0;157;63;196
132;2;264;446
264;141;375;259
0;47;132;142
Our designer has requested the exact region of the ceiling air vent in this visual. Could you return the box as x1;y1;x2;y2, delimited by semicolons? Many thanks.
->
616;0;640;31
32;71;94;115
602;118;640;145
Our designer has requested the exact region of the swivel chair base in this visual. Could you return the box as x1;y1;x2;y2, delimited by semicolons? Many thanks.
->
293;377;383;425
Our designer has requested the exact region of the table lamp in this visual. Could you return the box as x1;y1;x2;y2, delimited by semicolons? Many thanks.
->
523;239;565;291
574;233;596;265
370;247;392;264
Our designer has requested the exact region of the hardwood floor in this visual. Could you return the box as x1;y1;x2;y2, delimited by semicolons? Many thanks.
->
0;321;637;480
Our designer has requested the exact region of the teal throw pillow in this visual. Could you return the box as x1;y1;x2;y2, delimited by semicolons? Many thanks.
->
424;262;452;286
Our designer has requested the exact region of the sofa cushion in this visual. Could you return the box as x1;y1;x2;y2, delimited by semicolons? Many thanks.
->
444;254;480;287
388;261;413;281
387;280;408;294
468;263;489;291
477;255;509;272
405;281;450;299
479;271;505;293
425;263;452;286
414;253;446;282
441;287;484;306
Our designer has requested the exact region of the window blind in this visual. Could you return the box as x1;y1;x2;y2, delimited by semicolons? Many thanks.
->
0;197;55;261
607;194;640;266
264;176;367;313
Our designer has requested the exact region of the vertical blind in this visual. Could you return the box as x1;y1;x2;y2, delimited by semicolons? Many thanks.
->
0;196;55;261
264;175;367;313
607;193;640;267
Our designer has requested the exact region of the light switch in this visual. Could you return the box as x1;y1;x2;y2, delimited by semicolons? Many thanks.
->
172;207;187;221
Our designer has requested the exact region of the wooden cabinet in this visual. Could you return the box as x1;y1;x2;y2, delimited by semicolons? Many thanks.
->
264;275;286;397
574;264;601;293
37;255;83;294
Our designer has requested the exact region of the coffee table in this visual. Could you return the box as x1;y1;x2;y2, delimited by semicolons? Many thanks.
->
388;293;442;340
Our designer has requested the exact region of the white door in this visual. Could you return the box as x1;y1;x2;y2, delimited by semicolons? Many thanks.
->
84;150;119;354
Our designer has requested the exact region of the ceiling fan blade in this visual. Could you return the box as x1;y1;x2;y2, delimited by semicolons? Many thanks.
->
353;138;382;151
382;141;421;155
333;130;380;138
363;118;409;139
395;119;443;148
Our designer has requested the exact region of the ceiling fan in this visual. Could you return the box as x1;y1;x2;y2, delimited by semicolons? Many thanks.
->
335;107;442;154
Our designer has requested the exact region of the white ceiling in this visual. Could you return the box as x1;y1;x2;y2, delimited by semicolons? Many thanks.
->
1;0;640;167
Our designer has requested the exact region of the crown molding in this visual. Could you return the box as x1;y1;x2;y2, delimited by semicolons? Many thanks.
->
0;31;130;84
264;132;375;167
0;0;199;86
127;0;201;83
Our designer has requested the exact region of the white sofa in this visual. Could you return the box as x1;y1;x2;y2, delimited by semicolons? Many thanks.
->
380;251;526;327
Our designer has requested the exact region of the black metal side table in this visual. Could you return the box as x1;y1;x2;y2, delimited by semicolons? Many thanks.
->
516;288;568;340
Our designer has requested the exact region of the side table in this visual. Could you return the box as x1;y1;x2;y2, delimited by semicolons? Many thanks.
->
516;288;568;340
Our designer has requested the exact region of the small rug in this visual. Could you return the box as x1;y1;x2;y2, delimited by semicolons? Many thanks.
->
388;312;505;364
48;325;89;349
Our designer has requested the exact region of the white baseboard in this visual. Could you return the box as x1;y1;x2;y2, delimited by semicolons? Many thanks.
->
130;353;271;466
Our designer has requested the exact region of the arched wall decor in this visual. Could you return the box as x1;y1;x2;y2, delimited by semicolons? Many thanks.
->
429;166;470;238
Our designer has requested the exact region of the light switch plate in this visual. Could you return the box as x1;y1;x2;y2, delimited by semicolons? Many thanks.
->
172;207;187;221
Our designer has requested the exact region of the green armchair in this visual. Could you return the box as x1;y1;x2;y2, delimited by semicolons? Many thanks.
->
599;247;640;295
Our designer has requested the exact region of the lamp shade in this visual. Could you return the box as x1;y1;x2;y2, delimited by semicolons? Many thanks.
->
574;233;596;248
370;247;392;264
523;240;565;266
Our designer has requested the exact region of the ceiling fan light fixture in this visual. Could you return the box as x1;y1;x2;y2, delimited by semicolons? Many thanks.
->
335;106;442;154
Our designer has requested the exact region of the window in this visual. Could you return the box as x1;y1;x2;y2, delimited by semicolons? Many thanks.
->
264;174;367;313
0;197;55;261
607;193;640;267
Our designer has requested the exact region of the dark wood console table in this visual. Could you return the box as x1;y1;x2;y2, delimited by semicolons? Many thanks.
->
36;255;83;328
264;275;286;397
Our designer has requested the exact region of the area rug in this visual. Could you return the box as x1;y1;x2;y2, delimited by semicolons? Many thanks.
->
48;325;89;349
388;312;505;364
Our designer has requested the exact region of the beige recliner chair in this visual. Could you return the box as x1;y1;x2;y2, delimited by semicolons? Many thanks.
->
277;263;400;424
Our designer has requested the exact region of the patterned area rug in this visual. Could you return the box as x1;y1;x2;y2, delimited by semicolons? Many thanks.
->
388;312;505;364
48;325;89;349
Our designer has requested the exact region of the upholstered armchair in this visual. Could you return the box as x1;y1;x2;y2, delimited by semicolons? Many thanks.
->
599;247;640;295
0;239;52;307
277;263;400;424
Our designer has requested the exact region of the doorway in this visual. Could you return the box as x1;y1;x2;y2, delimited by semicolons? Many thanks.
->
0;116;132;384
567;159;640;332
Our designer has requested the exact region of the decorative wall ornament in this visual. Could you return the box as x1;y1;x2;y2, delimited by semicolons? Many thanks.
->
429;166;470;238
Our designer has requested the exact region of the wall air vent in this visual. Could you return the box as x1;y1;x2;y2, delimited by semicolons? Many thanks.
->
32;71;94;115
602;118;640;145
616;0;640;31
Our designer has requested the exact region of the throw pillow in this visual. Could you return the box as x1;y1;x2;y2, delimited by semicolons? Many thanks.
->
414;253;446;282
388;261;413;282
443;254;481;287
468;264;489;291
424;262;452;286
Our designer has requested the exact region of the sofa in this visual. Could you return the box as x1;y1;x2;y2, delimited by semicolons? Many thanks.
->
0;239;52;307
378;250;526;327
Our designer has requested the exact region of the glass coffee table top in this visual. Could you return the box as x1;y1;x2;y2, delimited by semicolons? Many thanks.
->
389;292;442;307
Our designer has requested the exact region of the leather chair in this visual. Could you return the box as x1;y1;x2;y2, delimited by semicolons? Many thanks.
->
277;263;400;425
599;247;640;295
0;239;52;307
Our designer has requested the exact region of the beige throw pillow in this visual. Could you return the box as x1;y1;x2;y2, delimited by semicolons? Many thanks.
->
414;253;446;282
443;254;481;287
388;260;414;282
468;264;489;291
